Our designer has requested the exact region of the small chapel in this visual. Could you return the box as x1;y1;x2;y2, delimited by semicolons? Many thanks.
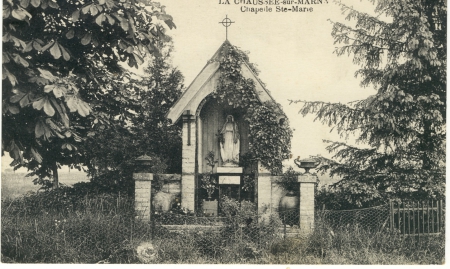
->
134;21;318;232
165;38;286;214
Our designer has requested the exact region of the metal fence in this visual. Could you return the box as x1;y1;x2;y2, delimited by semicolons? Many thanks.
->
390;200;445;235
315;200;445;235
316;204;391;232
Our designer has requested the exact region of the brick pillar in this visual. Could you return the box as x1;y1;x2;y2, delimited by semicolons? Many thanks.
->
257;162;272;217
134;172;153;222
298;173;318;233
181;111;196;212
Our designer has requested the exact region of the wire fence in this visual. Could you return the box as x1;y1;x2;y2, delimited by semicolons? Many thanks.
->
316;204;391;232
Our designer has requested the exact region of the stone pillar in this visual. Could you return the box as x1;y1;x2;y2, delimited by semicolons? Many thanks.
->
257;162;272;216
181;111;196;212
134;172;153;222
298;173;318;233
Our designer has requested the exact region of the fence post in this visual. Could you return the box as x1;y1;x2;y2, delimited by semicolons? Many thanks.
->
421;200;424;234
134;155;154;223
431;200;435;233
397;201;400;233
426;200;430;233
134;173;153;222
297;173;318;234
402;201;405;234
412;201;415;236
437;200;441;233
390;200;394;231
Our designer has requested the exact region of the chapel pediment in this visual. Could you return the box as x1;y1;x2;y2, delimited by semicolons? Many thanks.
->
166;40;279;124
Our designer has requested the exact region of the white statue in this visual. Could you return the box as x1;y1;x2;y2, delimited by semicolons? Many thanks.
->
219;115;240;166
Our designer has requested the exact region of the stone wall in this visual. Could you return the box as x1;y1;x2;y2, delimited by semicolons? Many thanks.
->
135;171;317;233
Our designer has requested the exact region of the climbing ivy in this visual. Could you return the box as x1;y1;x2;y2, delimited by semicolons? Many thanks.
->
212;43;292;175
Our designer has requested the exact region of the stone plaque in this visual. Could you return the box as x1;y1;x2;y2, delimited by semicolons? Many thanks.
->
219;176;240;185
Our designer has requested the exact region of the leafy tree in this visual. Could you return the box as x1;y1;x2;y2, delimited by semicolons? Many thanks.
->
2;0;176;187
82;38;183;193
294;0;446;205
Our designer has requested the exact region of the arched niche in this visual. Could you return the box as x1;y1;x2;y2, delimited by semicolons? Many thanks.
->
198;98;249;173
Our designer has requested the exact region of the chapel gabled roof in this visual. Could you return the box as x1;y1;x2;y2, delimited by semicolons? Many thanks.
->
166;40;280;124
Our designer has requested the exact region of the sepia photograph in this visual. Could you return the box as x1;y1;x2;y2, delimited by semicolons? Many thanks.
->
1;0;446;264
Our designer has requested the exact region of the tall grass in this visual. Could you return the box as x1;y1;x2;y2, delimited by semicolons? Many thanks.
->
1;187;445;264
1;189;149;263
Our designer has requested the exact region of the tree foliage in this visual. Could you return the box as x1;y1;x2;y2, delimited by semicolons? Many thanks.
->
293;0;446;205
83;39;184;192
213;42;292;175
2;0;176;187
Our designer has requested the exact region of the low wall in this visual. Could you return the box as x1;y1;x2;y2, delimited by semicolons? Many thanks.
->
152;174;181;213
152;174;181;194
136;173;317;233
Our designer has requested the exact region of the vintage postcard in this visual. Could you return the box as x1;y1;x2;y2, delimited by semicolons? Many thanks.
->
1;0;446;265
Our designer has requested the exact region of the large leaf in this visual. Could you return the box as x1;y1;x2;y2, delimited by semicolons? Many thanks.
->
104;0;116;9
66;96;78;112
30;0;41;8
11;7;32;21
35;119;52;139
37;68;56;82
50;97;69;128
90;5;99;16
81;4;92;14
19;92;31;107
59;45;70;61
66;29;75;39
12;54;29;67
3;5;11;19
77;100;91;117
43;98;55;116
20;0;31;8
105;14;115;25
48;0;58;8
10;89;26;103
35;119;45;138
23;41;33;52
44;84;65;98
40;40;55;52
8;104;20;114
72;10;80;22
30;147;43;163
32;97;46;110
120;19;129;31
95;13;106;26
81;33;92;45
164;20;176;30
3;66;18;86
49;42;62;59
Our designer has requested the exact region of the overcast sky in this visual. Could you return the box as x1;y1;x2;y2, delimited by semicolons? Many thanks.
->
2;0;379;173
155;0;377;169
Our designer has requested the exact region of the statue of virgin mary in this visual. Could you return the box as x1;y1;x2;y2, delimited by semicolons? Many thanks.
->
219;115;240;166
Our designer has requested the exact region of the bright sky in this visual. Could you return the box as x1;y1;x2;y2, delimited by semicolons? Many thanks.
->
155;0;376;168
1;0;378;173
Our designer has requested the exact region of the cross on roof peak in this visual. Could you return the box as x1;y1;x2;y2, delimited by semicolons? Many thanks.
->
219;15;235;40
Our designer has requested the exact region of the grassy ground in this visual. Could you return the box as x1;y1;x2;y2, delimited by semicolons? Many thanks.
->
1;188;445;264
